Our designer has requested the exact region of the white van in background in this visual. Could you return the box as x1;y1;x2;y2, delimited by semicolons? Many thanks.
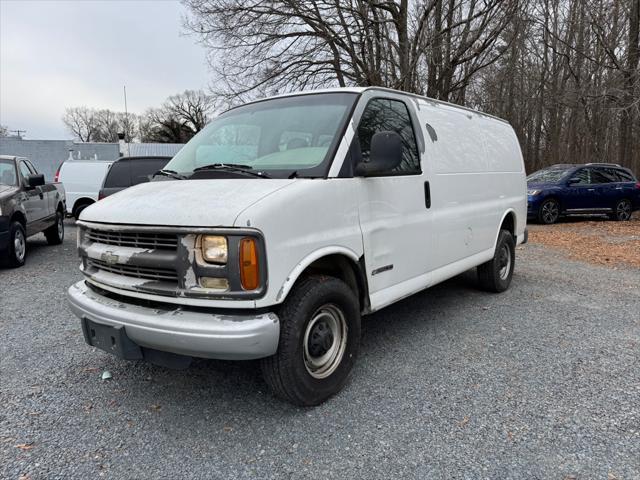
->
68;87;527;406
56;160;113;218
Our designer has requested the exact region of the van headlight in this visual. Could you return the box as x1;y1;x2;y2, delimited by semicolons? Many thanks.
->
200;235;228;264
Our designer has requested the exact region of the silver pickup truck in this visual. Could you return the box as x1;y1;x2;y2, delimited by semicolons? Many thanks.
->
0;155;66;267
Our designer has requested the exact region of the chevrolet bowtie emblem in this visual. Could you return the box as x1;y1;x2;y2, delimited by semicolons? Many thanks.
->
101;251;119;265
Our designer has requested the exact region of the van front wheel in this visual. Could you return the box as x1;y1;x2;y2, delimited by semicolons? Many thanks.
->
261;275;361;406
477;230;515;293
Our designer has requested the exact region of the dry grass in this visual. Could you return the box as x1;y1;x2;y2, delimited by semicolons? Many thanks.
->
528;212;640;269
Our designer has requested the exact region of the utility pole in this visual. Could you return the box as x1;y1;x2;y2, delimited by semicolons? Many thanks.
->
123;85;131;157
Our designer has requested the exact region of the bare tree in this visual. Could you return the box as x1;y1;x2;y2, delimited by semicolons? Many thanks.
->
0;125;8;137
62;107;100;142
164;90;213;132
94;109;120;142
62;107;140;143
139;90;214;142
140;108;195;143
182;0;517;104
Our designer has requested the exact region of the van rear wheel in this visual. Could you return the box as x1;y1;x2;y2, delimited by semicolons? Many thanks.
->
477;230;515;293
260;275;360;406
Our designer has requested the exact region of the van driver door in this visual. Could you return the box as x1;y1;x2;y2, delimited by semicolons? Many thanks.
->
353;93;433;310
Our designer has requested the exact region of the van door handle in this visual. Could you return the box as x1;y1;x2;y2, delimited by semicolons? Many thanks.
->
424;181;431;209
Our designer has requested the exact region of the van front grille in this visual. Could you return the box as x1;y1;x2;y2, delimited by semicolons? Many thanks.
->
86;229;178;250
87;258;178;283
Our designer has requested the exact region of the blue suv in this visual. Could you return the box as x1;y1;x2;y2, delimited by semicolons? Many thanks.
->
527;163;640;224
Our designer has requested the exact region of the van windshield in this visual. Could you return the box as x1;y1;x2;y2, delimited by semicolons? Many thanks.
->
163;93;357;179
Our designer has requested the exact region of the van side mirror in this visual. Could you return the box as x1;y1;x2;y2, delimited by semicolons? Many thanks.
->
26;173;45;188
567;177;580;185
355;131;403;177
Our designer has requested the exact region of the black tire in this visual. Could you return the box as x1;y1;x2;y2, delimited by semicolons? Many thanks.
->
44;210;64;245
260;275;361;406
4;221;27;268
538;198;560;224
612;199;632;221
477;230;515;293
73;201;92;220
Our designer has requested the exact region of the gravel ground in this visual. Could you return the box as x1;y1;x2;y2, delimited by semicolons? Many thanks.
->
1;221;639;480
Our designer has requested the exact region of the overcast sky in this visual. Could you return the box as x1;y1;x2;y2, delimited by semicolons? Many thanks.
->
0;0;210;139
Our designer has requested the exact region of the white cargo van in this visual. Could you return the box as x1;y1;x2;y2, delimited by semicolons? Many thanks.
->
68;87;527;405
56;160;113;218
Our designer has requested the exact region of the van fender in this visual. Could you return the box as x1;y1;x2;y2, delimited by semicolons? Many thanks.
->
493;208;517;251
275;246;361;303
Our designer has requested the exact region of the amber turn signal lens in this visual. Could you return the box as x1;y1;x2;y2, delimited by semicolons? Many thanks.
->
239;238;259;290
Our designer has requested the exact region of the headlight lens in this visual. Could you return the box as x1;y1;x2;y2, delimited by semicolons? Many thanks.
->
201;235;228;264
527;189;540;196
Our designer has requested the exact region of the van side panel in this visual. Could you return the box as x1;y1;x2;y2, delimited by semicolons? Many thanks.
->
417;101;526;271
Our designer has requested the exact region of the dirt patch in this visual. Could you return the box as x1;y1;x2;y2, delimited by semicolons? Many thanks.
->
528;212;640;269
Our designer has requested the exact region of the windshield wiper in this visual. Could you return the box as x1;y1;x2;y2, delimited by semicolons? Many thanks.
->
192;163;271;179
154;169;186;180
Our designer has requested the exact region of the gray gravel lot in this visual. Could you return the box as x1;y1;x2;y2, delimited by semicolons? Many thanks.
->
1;221;639;479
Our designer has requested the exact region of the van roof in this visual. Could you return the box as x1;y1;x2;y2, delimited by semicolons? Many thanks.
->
232;86;509;124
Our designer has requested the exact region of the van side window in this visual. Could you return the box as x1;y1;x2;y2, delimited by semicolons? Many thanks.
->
357;98;420;175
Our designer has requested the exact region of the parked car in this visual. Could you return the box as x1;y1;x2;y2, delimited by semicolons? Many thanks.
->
56;159;113;218
0;155;66;267
527;163;640;224
98;156;172;199
67;87;527;405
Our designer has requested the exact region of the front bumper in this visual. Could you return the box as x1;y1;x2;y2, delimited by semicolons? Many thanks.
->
67;281;280;360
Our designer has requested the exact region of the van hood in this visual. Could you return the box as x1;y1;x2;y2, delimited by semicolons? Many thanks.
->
80;179;296;227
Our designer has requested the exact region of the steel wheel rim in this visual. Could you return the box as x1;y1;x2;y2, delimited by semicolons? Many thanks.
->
57;214;64;238
303;304;348;379
542;201;558;223
498;243;511;280
14;229;26;261
617;201;631;220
